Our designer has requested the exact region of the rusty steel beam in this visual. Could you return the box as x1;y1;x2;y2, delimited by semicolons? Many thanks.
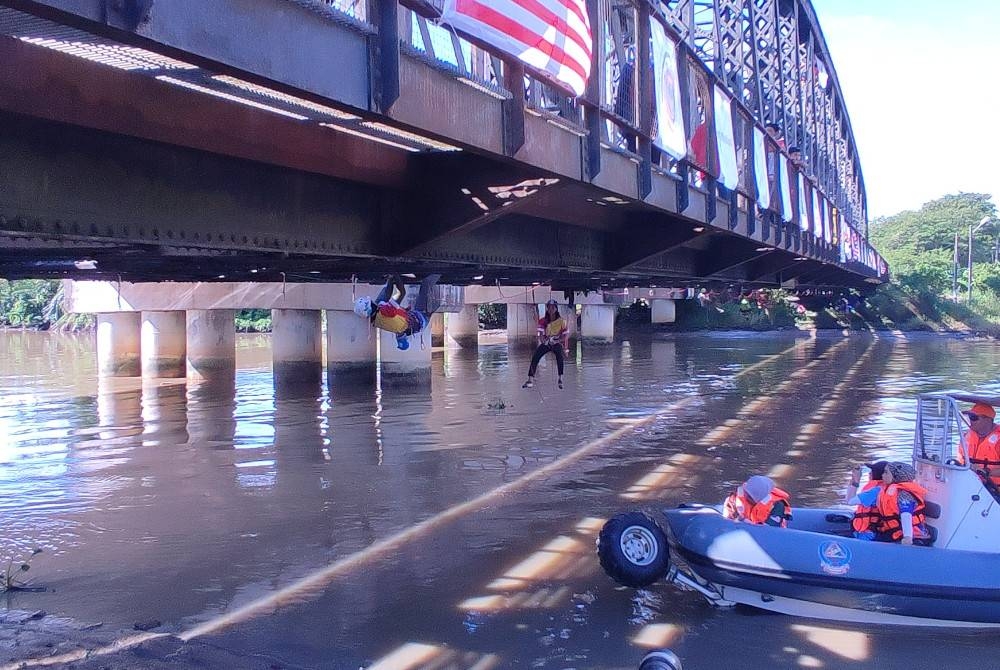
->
0;35;410;189
606;213;708;272
3;0;372;110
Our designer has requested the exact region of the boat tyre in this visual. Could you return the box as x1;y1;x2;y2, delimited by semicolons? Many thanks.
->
639;649;682;670
598;511;670;588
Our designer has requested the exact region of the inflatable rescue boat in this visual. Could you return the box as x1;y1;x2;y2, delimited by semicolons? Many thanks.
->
598;392;1000;627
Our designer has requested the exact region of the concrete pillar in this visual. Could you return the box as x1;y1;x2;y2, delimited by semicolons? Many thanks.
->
140;311;187;378
446;304;479;348
96;312;141;377
271;309;322;388
506;303;538;346
379;328;432;385
186;309;236;382
581;304;616;343
563;304;579;340
325;309;376;382
430;312;445;347
651;299;677;324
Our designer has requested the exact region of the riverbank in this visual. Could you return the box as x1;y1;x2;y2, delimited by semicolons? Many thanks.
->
0;609;275;669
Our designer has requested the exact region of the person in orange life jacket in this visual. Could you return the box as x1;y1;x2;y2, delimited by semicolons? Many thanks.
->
522;299;568;390
353;274;441;350
849;461;928;545
960;403;1000;487
723;475;792;527
845;460;887;539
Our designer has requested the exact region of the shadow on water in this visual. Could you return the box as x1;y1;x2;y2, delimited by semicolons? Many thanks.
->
3;332;1000;668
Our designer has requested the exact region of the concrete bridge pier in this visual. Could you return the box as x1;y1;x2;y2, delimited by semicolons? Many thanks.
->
430;313;445;347
563;305;579;340
506;304;538;346
325;310;376;383
97;312;141;377
271;309;323;390
651;299;677;324
581;305;616;344
446;305;479;348
140;311;187;378
379;329;432;385
186;309;236;382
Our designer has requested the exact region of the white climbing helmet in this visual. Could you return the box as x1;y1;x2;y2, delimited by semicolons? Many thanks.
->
353;296;372;318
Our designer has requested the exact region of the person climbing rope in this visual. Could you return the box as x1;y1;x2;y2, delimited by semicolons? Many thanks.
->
522;299;569;390
353;274;441;350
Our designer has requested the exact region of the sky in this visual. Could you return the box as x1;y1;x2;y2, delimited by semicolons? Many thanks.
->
811;0;1000;218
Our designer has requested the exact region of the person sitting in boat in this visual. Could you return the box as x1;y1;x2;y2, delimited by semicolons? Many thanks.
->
353;273;441;350
723;475;792;527
851;461;929;545
960;403;1000;488
845;460;887;538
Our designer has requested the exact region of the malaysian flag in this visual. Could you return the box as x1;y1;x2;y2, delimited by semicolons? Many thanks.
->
441;0;593;97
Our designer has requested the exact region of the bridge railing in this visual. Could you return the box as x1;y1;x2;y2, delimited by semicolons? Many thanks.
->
325;0;883;278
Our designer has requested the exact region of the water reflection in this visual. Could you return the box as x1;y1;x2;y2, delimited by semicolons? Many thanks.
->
3;332;1000;668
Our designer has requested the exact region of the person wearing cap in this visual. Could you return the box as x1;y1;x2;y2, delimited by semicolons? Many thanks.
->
846;461;887;539
855;461;928;545
961;403;1000;487
353;274;441;350
723;475;792;527
522;299;568;390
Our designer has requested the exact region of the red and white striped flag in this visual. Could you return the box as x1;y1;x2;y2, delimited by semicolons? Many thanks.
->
441;0;593;97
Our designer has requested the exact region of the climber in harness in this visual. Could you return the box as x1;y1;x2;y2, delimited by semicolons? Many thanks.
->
353;274;441;350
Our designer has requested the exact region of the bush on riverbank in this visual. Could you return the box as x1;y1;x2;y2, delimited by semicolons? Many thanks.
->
0;280;61;328
235;309;272;332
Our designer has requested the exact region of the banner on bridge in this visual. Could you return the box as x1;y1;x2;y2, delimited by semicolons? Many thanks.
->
752;127;770;210
779;157;793;223
441;0;593;97
798;173;810;233
713;86;738;190
650;20;686;160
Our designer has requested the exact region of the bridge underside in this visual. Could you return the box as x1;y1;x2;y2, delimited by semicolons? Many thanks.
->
0;110;845;291
0;8;868;292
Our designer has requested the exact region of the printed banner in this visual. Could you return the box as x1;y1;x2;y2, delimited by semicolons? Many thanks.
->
798;173;810;232
650;20;687;160
812;189;822;239
441;0;592;96
713;85;738;190
752;127;769;210
779;157;793;223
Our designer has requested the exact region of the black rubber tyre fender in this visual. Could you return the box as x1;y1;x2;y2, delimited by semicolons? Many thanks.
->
639;649;683;670
597;511;670;588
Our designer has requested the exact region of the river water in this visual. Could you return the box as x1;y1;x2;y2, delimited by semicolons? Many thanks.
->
1;329;1000;669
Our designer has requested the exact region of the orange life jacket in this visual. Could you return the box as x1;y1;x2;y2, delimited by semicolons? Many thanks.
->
851;480;881;533
965;426;1000;487
724;487;793;527
875;481;926;542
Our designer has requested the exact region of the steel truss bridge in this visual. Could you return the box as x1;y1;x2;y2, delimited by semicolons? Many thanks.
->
0;0;884;291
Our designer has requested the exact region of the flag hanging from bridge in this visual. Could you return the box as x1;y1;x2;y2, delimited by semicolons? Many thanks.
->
441;0;593;97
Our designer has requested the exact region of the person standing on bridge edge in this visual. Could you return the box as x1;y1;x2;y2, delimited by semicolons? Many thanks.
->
353;273;441;350
522;299;568;390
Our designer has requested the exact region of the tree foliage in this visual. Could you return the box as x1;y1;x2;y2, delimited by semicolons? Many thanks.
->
0;280;63;327
870;193;998;298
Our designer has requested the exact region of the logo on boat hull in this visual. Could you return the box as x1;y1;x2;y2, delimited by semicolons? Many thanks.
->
818;541;852;575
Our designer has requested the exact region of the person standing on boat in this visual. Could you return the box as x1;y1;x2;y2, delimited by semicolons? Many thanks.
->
852;462;929;545
723;475;792;527
961;403;1000;488
521;299;568;390
846;460;887;539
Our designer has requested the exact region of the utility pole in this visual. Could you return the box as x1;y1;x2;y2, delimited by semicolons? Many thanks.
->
968;216;992;305
953;232;959;301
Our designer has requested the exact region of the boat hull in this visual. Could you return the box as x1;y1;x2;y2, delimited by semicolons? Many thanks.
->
664;507;1000;626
